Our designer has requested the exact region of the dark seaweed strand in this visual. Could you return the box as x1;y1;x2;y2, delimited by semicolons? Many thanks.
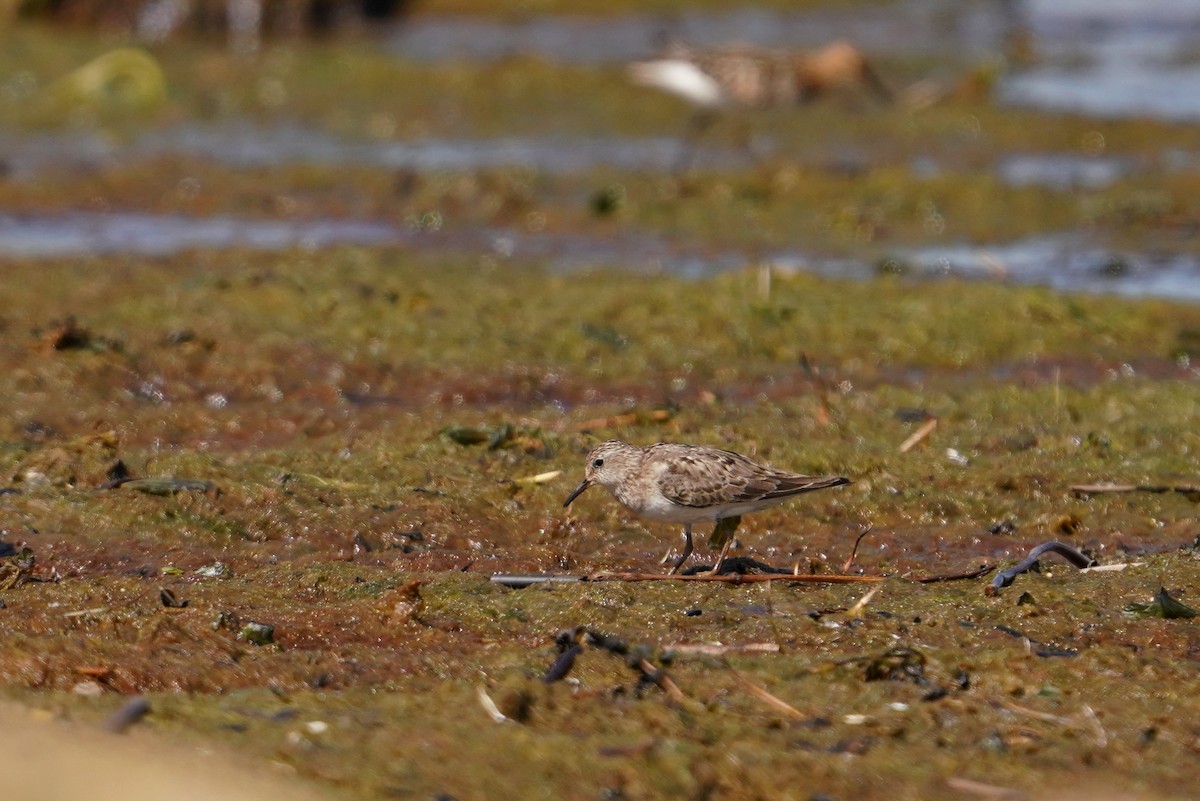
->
991;541;1097;591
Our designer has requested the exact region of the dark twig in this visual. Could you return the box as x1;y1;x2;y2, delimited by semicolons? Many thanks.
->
989;541;1096;593
490;574;585;588
840;525;873;573
908;564;995;584
102;696;151;733
543;627;685;702
543;643;583;683
587;572;885;585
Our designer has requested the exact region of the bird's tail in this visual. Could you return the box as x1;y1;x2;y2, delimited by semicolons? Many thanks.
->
765;475;851;500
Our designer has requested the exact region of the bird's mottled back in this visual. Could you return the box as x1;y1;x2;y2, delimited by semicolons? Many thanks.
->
648;443;848;508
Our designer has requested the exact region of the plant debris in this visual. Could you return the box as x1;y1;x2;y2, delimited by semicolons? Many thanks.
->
1124;586;1199;619
544;627;684;703
863;645;929;685
159;587;189;608
239;621;277;646
102;696;151;733
988;541;1097;593
0;547;38;590
1070;483;1200;501
118;477;218;496
898;417;938;452
195;562;232;579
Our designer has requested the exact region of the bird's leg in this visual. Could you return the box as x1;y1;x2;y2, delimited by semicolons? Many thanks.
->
667;524;694;575
731;116;764;166
708;515;742;575
858;59;893;104
710;537;737;575
674;109;716;175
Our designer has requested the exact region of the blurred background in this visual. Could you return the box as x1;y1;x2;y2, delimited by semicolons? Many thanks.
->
1;0;1199;296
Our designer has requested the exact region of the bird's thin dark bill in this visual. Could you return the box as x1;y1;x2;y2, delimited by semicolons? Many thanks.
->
563;479;592;507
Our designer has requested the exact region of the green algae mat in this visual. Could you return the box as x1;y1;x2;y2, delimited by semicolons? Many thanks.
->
2;252;1199;800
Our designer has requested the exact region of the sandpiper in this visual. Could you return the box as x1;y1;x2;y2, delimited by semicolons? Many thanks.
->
563;439;850;574
628;39;891;170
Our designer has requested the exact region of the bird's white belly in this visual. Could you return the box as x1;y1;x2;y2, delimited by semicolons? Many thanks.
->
615;485;720;524
627;60;725;108
628;494;710;525
618;487;789;524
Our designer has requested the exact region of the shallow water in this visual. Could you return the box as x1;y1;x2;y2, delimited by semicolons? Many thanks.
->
134;125;700;172
1001;64;1200;121
999;0;1200;119
0;209;734;276
0;126;722;176
871;236;1200;301
389;0;1009;64
1;123;1172;190
7;208;1196;302
0;211;404;255
994;154;1130;190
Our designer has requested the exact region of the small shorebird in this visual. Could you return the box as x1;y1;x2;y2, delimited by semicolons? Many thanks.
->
628;39;891;170
563;439;850;574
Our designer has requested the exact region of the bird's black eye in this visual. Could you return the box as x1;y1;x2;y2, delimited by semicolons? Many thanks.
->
592;458;604;468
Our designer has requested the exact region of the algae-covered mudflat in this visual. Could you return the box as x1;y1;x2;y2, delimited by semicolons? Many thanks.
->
2;2;1200;799
3;253;1200;800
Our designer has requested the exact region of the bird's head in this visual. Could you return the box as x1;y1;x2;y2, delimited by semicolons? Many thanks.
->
562;439;641;507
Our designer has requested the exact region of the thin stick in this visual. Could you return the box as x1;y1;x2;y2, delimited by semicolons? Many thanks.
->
1070;483;1137;494
846;584;881;617
1070;483;1200;496
729;669;806;719
1080;562;1133;573
587;572;886;584
840;524;873;572
1080;704;1108;749
899;418;938;453
640;659;686;703
663;643;780;656
62;607;108;618
496;568;995;586
908;564;994;583
1001;700;1107;747
945;777;1026;800
515;470;562;485
476;686;507;723
1053;365;1062;422
1000;700;1071;725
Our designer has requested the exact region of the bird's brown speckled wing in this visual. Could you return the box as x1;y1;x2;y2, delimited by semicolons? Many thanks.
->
652;444;847;509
